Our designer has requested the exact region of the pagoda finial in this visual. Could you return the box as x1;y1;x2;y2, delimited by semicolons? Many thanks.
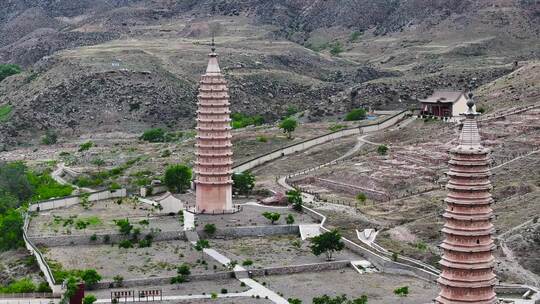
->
464;79;478;117
211;34;216;53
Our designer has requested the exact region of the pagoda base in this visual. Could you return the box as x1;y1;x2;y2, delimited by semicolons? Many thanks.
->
185;205;242;215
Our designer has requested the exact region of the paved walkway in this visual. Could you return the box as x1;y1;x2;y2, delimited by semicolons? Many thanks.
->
183;210;195;231
299;224;321;240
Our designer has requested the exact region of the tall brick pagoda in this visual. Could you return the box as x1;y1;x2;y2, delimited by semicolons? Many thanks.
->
194;42;233;213
436;92;497;303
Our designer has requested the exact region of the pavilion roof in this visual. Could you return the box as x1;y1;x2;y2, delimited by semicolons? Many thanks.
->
419;90;464;104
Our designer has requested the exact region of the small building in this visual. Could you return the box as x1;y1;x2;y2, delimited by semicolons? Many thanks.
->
418;90;475;121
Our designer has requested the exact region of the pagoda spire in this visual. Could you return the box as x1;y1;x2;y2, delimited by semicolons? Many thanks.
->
194;41;234;213
436;90;497;303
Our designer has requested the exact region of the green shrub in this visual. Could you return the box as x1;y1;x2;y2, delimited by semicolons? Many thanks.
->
349;30;363;42
27;170;74;202
140;128;166;142
41;130;58;145
394;286;409;296
177;264;191;276
109;182;121;190
377;145;388;155
286;214;295;224
90;234;97;241
119;240;133;249
356;193;367;203
329;124;346;132
78;141;94;152
37;281;52;292
220;288;228;294
0;278;36;293
83;295;97;304
345;108;367;121
256;135;268;142
242;260;253;266
0;64;22;82
113;275;123;287
0;105;13;123
329;42;344;56
204;224;217;235
231;113;265;129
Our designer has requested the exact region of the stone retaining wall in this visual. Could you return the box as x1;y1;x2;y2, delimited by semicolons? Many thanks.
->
248;260;350;277
93;271;235;290
28;230;185;247
29;189;127;212
199;225;299;239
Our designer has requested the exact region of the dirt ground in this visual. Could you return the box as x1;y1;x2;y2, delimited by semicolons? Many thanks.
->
211;235;360;269
28;198;182;237
261;269;438;304
196;204;316;229
44;240;227;280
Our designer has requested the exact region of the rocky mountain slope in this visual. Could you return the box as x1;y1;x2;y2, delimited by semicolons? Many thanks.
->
0;0;538;148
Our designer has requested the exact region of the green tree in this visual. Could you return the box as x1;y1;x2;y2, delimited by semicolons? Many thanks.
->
345;108;367;121
262;212;281;224
195;239;210;260
287;189;303;211
81;269;101;289
288;298;302;304
83;295;97;304
232;171;255;196
0;64;22;82
140;128;166;142
0;209;24;252
377;145;388;155
309;230;345;261
279;117;298;139
164;164;192;193
114;218;133;235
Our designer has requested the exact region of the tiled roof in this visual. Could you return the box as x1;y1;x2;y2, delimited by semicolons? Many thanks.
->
419;90;464;104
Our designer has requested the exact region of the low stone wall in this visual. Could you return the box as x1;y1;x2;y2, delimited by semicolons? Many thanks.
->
93;271;235;290
29;189;127;212
93;261;349;290
28;230;185;247
199;225;299;239
248;260;350;277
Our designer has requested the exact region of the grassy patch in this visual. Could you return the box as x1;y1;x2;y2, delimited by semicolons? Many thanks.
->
0;105;13;122
27;171;74;202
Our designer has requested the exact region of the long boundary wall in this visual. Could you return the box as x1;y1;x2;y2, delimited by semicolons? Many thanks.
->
233;110;409;173
28;189;127;212
22;214;62;294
